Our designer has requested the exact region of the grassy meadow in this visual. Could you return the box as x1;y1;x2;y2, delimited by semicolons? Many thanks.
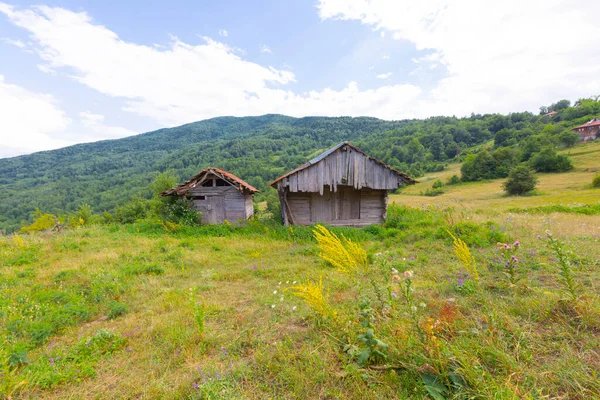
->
1;143;600;399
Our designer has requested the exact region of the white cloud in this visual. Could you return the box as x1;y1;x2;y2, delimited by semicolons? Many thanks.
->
382;55;389;60
0;74;71;157
1;37;25;47
79;111;137;140
218;28;228;37
318;0;600;116
376;72;392;79
0;2;424;135
260;44;272;54
380;31;385;38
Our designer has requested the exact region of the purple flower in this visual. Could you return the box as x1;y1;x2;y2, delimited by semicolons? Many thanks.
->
457;273;465;287
529;250;536;256
513;241;520;247
536;235;541;240
391;292;398;299
192;383;199;389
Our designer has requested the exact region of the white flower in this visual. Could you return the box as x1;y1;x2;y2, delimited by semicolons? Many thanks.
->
419;303;426;308
292;306;297;311
271;304;275;308
273;290;277;294
286;281;289;284
278;282;282;285
293;281;297;284
280;296;284;301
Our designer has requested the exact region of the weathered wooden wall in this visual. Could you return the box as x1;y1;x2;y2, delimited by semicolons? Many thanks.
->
278;146;402;194
189;176;252;224
285;186;385;226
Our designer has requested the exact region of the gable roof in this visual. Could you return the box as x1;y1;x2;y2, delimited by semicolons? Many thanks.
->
269;141;415;187
161;167;259;196
574;118;600;130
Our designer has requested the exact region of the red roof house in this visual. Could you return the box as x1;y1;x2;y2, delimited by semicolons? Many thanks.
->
572;118;600;142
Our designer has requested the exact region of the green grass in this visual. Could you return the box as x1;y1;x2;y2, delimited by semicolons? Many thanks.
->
1;141;599;398
0;205;598;399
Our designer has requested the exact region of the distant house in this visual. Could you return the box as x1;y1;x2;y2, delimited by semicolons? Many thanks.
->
269;142;415;227
573;118;600;142
161;168;258;224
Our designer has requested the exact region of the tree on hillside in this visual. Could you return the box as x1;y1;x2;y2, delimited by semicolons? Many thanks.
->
530;147;573;172
558;130;579;148
503;166;538;195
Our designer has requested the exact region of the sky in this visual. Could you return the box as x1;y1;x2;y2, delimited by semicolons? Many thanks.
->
0;0;599;158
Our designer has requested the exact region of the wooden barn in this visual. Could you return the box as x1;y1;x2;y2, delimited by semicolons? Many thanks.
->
161;168;258;224
269;142;415;226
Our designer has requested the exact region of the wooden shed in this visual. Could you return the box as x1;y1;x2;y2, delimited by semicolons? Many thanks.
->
161;168;258;224
269;142;415;226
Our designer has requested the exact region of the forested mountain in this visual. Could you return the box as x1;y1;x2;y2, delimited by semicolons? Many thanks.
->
1;98;599;232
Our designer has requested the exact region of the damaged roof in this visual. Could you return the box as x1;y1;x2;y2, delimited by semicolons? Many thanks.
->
161;167;259;196
269;141;415;187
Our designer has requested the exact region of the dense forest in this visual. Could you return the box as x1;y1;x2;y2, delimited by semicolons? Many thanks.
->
1;97;599;232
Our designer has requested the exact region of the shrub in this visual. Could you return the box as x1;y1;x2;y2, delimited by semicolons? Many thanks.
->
530;147;573;172
114;197;150;223
422;188;444;196
593;174;600;188
20;209;56;233
503;166;538;195
447;175;460;185
432;179;444;189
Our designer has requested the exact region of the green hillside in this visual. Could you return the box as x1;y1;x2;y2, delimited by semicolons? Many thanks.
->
1;98;599;232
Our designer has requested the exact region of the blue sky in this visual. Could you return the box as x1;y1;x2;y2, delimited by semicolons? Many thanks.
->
1;0;599;157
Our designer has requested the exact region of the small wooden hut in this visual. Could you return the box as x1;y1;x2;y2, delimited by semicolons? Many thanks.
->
269;142;415;226
161;168;258;224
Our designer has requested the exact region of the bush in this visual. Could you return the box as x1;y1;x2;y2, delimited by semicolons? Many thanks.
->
530;147;573;172
422;188;444;197
114;197;151;224
592;175;600;188
20;209;57;233
503;165;538;195
447;175;461;185
432;179;444;189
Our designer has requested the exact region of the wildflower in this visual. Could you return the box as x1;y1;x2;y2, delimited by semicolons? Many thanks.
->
545;230;552;237
411;306;417;312
392;274;400;282
292;306;297;311
286;281;289;284
192;383;199;389
419;303;426;308
292;281;297;284
280;296;284;301
503;243;509;249
537;235;541;240
271;304;275;309
391;292;398;299
513;241;520;247
403;270;414;279
391;268;399;274
273;290;277;294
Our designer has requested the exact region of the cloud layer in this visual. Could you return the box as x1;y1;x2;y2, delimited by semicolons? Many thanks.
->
318;0;600;115
0;74;71;156
1;1;600;157
0;3;422;131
